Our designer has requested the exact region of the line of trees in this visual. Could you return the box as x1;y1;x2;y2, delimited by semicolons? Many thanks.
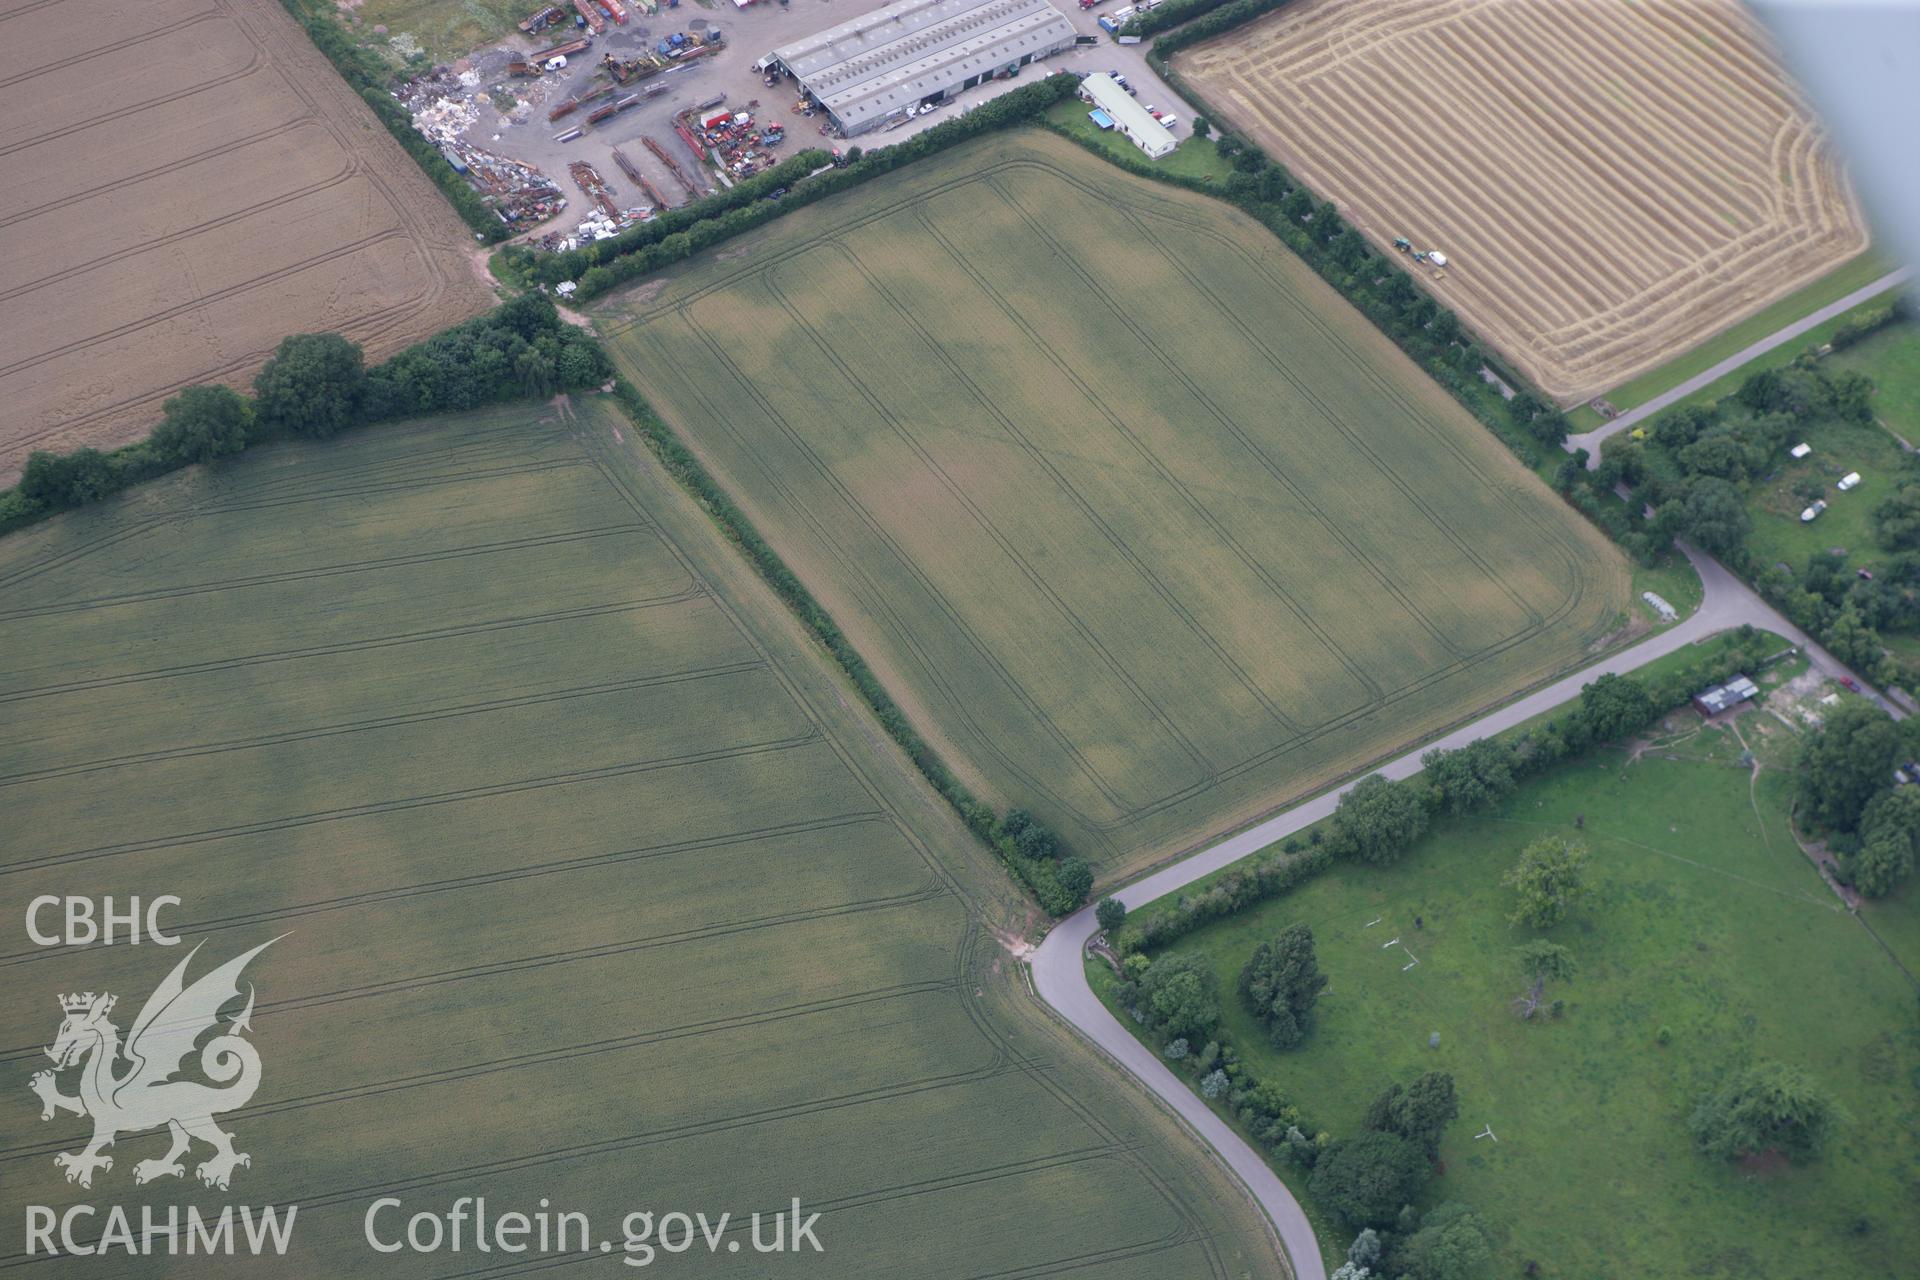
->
4;295;610;530
508;74;1083;303
1040;102;1545;469
1117;627;1779;950
1119;0;1294;40
607;379;1089;916
1796;699;1920;897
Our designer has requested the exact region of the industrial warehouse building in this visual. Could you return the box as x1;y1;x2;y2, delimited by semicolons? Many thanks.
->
765;0;1079;136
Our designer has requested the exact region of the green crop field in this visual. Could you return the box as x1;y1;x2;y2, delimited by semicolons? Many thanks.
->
1100;718;1920;1278
0;400;1278;1277
597;130;1629;881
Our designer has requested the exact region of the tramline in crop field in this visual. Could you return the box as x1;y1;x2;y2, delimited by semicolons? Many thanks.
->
598;131;1627;882
1176;0;1870;404
0;0;491;484
0;400;1275;1277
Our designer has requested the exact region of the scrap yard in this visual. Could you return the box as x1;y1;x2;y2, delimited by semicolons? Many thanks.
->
390;3;793;243
383;0;1096;242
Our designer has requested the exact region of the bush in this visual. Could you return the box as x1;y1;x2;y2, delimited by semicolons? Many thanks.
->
1329;775;1428;865
1122;845;1333;952
152;386;254;464
1238;923;1328;1049
1690;1061;1839;1164
1308;1130;1429;1225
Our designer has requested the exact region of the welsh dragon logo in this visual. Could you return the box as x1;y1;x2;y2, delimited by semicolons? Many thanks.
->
29;939;277;1190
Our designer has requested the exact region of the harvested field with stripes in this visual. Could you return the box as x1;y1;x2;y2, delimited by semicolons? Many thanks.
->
1176;0;1870;403
0;400;1278;1276
0;0;491;484
598;131;1627;881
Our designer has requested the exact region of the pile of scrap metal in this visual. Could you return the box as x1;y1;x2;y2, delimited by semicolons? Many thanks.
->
612;148;671;210
678;103;783;179
643;134;704;199
549;81;617;122
512;37;591;77
457;145;566;230
518;4;566;34
569;160;623;221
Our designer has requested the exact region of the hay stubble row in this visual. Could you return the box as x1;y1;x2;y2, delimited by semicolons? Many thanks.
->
1178;0;1868;402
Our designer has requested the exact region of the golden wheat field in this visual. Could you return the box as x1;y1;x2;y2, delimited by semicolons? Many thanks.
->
1177;0;1869;403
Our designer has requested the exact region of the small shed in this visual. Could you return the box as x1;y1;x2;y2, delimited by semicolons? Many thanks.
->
1693;675;1759;717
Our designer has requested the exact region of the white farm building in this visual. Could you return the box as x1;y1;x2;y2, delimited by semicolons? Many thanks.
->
766;0;1078;137
1078;72;1176;158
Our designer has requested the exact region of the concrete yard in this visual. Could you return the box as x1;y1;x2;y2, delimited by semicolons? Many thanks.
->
420;0;1181;241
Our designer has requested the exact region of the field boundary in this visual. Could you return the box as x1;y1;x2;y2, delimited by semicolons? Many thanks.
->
605;132;1625;882
606;378;1088;915
277;0;506;241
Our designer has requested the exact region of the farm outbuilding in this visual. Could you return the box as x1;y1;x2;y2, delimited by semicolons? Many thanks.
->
1693;675;1759;716
765;0;1077;136
1079;72;1176;158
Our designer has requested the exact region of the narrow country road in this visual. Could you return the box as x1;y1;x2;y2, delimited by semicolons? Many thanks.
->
1567;268;1912;466
1029;543;1896;1280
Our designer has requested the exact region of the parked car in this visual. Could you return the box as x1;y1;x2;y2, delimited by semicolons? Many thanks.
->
1841;676;1862;692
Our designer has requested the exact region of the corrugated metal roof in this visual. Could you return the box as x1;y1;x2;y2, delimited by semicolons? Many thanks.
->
772;0;1075;131
1080;72;1175;153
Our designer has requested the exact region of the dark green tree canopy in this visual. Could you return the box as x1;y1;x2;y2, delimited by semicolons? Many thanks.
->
1331;775;1429;866
1308;1129;1429;1226
152;385;254;464
1689;1061;1838;1164
18;448;114;509
1132;954;1220;1044
1390;1202;1494;1280
1797;700;1902;832
1668;475;1751;557
253;332;366;439
1363;1070;1458;1156
1846;785;1920;897
1421;738;1516;816
1573;673;1658;747
1238;923;1328;1049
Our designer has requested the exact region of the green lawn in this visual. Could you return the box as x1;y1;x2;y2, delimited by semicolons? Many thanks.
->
1042;99;1233;185
1832;320;1920;440
345;0;532;59
1630;552;1705;628
1107;721;1920;1278
1743;418;1910;576
0;399;1280;1278
598;128;1626;883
